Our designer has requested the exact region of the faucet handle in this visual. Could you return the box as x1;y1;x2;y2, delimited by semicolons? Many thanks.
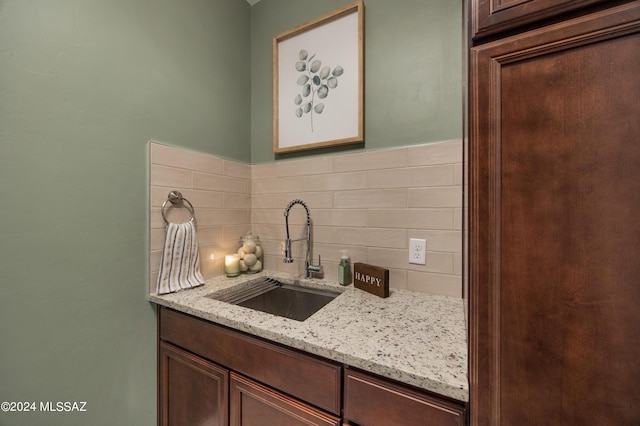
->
308;255;323;275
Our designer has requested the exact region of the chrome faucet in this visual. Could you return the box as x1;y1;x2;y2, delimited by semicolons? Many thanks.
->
284;199;322;278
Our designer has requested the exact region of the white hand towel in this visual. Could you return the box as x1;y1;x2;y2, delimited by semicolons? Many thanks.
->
156;221;205;294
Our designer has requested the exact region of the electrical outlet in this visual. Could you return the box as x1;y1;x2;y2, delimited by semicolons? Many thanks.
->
409;238;426;265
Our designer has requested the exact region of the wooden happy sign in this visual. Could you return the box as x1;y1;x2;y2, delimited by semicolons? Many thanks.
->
353;263;389;298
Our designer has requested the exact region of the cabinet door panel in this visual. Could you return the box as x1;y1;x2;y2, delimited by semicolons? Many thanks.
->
344;369;465;426
470;2;640;425
230;372;340;426
160;342;229;426
160;307;341;415
472;0;610;39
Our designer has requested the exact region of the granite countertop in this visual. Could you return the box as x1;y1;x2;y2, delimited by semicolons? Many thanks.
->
149;271;469;402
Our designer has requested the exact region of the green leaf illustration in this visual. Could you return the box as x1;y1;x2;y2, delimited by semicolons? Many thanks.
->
292;50;344;132
310;60;322;73
317;85;329;99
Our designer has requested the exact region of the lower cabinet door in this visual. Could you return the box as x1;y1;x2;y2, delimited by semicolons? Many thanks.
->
230;372;340;426
344;369;465;426
160;341;229;426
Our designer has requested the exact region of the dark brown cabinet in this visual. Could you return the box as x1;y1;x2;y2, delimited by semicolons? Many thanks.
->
158;307;465;426
160;341;229;426
159;307;340;425
469;1;640;425
471;0;613;39
344;369;465;426
159;307;341;416
230;372;340;426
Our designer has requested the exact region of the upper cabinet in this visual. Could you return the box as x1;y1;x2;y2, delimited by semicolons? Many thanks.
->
471;0;612;39
469;0;640;424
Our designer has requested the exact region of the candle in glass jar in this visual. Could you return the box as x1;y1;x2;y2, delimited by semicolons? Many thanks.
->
225;254;240;277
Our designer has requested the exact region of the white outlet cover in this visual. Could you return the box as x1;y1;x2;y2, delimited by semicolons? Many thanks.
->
409;238;427;265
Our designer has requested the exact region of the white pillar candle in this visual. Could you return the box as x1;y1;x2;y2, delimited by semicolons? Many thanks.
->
225;254;241;277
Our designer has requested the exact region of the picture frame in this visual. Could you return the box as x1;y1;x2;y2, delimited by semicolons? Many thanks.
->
273;0;364;154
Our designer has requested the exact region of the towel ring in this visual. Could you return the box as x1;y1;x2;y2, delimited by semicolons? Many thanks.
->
161;191;195;225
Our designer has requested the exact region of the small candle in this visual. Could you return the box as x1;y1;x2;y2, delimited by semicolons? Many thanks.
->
225;254;241;277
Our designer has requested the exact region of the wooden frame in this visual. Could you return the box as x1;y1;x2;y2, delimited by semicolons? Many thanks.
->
273;0;364;154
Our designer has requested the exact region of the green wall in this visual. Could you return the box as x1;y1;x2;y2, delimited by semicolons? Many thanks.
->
250;0;462;163
0;0;249;425
0;0;461;425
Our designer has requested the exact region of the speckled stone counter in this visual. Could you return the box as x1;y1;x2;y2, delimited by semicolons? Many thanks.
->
149;271;468;402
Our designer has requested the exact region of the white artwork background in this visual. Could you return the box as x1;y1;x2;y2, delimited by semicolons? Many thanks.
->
277;12;359;149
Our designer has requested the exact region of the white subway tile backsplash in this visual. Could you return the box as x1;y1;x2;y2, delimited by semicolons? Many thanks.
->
454;208;463;231
252;176;304;194
150;228;166;251
332;147;407;172
177;189;225;209
250;223;282;241
334;189;407;209
274;156;333;177
250;208;278;225
150;142;224;174
317;227;408;249
454;163;464;186
223;160;251;179
289;192;334;210
150;164;191;188
454;253;463;276
407;271;461;297
222;224;252;243
196;226;223;245
197;209;249;226
408;187;462;208
150;140;463;297
407;140;462;166
224;193;251;209
149;142;251;289
304;172;367;192
150;208;165;229
251;162;279;180
314;209;368;227
367;209;454;230
367;165;456;189
193;172;248;194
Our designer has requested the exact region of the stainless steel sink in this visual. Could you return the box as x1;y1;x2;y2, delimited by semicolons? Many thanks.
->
208;277;340;321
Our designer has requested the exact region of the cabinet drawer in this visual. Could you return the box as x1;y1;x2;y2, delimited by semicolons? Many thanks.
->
160;307;341;415
230;372;340;426
344;369;465;426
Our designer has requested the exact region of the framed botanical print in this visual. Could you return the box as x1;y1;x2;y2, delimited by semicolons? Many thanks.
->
273;0;364;153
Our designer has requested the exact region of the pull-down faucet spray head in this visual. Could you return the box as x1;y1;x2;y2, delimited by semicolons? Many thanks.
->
283;199;322;278
284;199;309;264
284;239;294;263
